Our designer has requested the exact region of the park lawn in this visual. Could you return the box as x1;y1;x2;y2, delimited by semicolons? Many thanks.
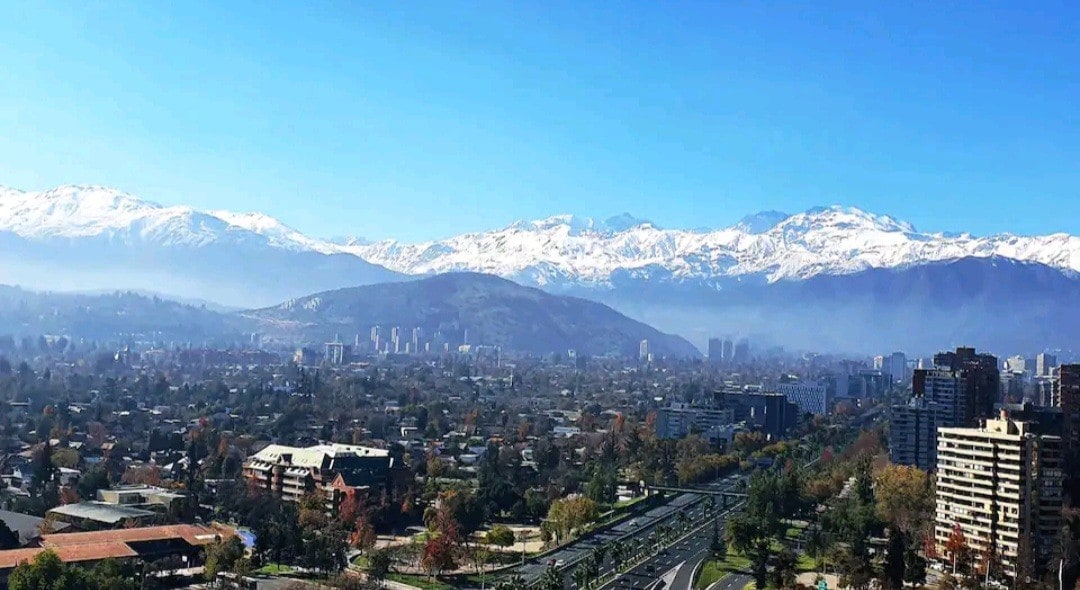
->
255;563;295;575
694;551;752;590
796;553;819;572
388;573;453;590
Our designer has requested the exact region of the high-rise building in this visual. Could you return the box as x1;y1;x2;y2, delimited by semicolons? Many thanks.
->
389;327;400;354
638;339;650;362
656;403;736;443
888;397;937;470
933;347;1000;426
721;339;734;361
732;339;750;363
1036;353;1058;378
777;382;830;415
411;327;421;355
1006;355;1029;374
324;340;345;365
889;347;999;471
1056;364;1080;451
934;415;1063;582
707;338;723;363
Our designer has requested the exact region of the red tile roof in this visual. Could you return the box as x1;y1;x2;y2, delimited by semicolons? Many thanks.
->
0;524;227;570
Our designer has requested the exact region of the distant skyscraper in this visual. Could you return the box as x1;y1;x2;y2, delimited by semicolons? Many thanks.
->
1006;355;1028;374
707;338;723;363
721;338;734;361
391;326;401;353
1037;353;1057;377
638;339;650;361
411;327;421;355
732;339;750;363
873;355;886;371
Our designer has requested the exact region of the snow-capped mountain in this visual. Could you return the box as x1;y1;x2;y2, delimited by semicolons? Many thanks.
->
346;206;1079;288
0;185;400;307
0;185;342;253
1;183;1077;352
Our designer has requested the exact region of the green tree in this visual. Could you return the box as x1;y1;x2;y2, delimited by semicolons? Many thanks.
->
203;536;246;581
485;524;516;548
367;548;393;587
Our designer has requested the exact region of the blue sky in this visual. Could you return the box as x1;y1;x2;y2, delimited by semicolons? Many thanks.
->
0;2;1076;241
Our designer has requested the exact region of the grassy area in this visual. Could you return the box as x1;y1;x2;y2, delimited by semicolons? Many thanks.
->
255;563;295;575
694;551;752;590
614;496;649;510
388;573;453;590
796;553;820;572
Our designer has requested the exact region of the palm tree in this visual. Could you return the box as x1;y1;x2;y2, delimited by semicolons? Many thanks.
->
573;564;590;590
676;511;691;531
539;565;564;590
592;547;608;575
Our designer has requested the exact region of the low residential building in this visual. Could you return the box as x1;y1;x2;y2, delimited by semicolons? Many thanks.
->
46;502;159;531
934;414;1063;582
242;443;392;509
0;524;226;583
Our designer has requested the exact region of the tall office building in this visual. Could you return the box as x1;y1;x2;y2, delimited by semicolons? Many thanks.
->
889;347;999;471
934;347;1000;426
639;339;650;362
707;338;723;363
411;327;421;355
721;339;734;362
934;415;1063;582
1006;355;1030;375
777;382;830;416
889;397;938;470
732;339;750;364
1036;353;1058;378
1056;365;1080;451
884;352;908;384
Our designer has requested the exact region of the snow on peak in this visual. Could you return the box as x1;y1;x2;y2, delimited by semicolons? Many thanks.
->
780;205;917;234
734;210;789;234
1;184;1076;289
0;184;339;253
349;204;1078;285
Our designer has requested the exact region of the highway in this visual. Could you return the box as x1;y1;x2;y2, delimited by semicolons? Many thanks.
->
518;473;746;590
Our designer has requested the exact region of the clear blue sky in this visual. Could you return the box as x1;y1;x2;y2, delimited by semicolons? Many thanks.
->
0;2;1076;241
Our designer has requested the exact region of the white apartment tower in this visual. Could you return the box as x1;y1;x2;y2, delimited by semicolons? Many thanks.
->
934;414;1063;582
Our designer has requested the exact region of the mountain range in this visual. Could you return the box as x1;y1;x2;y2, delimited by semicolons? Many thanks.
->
1;184;1077;353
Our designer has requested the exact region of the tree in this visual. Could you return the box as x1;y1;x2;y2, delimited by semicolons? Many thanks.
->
771;548;799;590
485;524;516;548
545;497;599;543
710;522;726;558
883;528;907;590
421;525;460;579
538;565;564;590
367;548;393;588
945;524;971;575
573;564;590;590
875;465;932;537
203;536;246;581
